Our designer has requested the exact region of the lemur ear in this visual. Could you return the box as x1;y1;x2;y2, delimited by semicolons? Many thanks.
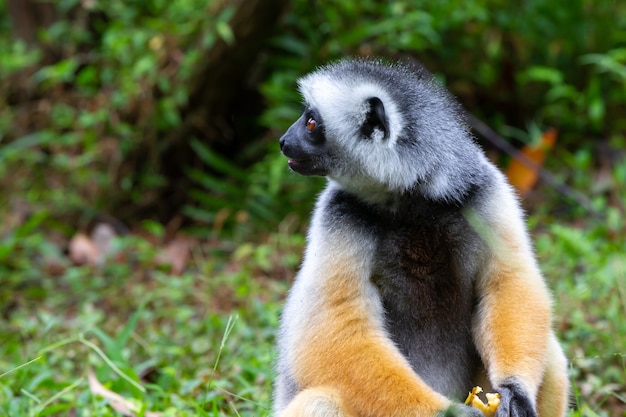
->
361;97;388;140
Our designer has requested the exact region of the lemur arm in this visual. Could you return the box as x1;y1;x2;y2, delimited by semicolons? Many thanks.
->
471;187;553;415
279;213;457;417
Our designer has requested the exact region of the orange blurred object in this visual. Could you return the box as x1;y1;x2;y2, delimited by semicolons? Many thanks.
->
506;128;557;194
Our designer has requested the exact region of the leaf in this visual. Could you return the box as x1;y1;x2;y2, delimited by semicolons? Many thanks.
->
88;369;161;417
89;328;120;363
155;236;193;275
519;66;564;85
91;223;118;261
68;233;100;266
189;139;248;181
216;21;235;45
505;128;557;194
116;309;143;352
187;167;242;196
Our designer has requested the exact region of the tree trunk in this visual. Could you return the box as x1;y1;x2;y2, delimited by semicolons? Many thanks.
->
7;0;56;43
7;0;57;62
134;0;290;221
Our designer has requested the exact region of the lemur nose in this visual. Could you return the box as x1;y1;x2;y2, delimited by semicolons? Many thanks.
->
279;136;286;151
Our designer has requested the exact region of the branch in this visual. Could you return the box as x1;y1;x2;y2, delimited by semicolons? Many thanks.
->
466;113;603;219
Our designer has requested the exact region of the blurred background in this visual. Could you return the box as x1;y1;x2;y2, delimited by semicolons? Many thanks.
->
0;0;624;416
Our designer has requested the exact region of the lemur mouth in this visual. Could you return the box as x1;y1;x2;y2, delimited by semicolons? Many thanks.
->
287;158;327;176
287;158;311;173
287;158;308;168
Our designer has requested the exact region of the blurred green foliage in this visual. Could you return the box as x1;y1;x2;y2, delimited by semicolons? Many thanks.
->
1;0;625;230
184;138;322;238
0;232;289;416
535;222;626;416
0;0;236;222
267;0;626;139
262;0;626;221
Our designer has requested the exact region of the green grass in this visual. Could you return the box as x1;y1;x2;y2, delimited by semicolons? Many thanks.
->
0;232;299;417
0;214;624;416
536;222;626;416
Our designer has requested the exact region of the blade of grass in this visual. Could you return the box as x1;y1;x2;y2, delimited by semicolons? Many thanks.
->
78;335;146;393
37;334;145;393
38;335;81;355
204;314;238;407
19;388;41;404
0;355;43;379
214;386;269;410
34;376;85;416
87;368;163;417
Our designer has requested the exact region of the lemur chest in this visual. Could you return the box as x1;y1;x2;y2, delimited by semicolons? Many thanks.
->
326;189;482;325
371;214;477;320
369;212;483;397
326;190;485;396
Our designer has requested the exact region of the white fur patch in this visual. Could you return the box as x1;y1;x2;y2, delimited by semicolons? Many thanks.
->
280;185;386;355
299;76;403;148
298;73;424;193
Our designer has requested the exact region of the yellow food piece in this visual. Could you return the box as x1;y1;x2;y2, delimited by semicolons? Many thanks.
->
464;386;501;417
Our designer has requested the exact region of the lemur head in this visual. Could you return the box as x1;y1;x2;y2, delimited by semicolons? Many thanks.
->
279;58;487;203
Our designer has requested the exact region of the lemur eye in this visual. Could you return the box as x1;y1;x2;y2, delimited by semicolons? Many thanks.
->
306;117;317;132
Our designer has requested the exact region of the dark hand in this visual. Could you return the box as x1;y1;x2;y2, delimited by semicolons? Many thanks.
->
495;381;538;417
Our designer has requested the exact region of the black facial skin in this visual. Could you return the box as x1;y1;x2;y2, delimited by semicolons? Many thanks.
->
279;109;328;176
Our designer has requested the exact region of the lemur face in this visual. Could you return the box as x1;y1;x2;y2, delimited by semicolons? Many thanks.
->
279;59;482;202
279;107;330;177
279;96;389;178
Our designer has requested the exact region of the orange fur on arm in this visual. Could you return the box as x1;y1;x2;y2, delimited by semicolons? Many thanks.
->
473;220;553;396
286;262;450;417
